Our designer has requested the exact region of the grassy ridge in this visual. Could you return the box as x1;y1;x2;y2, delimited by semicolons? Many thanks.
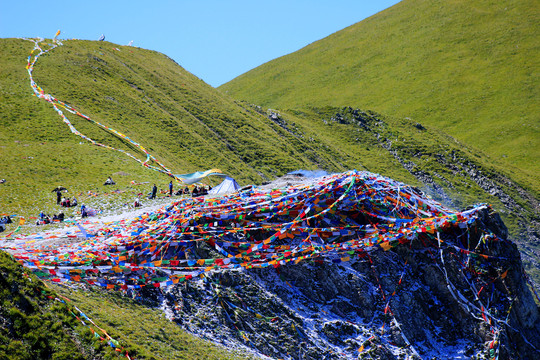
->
273;106;532;223
220;0;540;192
50;285;251;360
0;38;346;219
1;38;314;180
0;251;98;359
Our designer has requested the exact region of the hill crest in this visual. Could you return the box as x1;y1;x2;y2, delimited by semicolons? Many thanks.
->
220;0;540;189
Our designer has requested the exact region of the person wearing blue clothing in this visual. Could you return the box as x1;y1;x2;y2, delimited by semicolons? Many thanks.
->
169;181;173;196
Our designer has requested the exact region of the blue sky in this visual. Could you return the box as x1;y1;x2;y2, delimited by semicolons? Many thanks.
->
0;0;400;87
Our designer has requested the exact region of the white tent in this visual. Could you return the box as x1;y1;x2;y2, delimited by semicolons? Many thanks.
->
208;177;240;195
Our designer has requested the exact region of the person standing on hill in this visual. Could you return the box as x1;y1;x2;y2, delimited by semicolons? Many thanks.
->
151;184;157;199
169;181;173;196
56;190;62;205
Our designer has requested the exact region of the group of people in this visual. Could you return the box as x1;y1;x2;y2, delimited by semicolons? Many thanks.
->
154;182;213;198
173;187;189;196
0;216;12;233
191;185;211;197
60;197;78;207
37;211;64;225
104;177;213;203
55;188;77;207
2;176;217;232
48;177;216;221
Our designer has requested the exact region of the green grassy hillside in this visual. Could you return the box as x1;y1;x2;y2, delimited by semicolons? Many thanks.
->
0;37;347;218
220;0;539;192
0;251;247;359
0;36;537;280
0;251;100;359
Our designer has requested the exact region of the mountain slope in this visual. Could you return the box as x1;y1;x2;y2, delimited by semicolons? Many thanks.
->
0;251;247;359
0;37;538;283
0;37;329;180
0;37;345;216
1;35;539;359
220;0;539;191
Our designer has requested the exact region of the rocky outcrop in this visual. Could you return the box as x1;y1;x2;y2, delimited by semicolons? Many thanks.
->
319;107;540;291
160;207;540;359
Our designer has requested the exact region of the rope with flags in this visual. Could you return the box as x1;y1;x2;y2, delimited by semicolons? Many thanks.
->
3;170;538;358
24;34;182;182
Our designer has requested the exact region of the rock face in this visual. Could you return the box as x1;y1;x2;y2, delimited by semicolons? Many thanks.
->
161;206;540;359
320;107;540;291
